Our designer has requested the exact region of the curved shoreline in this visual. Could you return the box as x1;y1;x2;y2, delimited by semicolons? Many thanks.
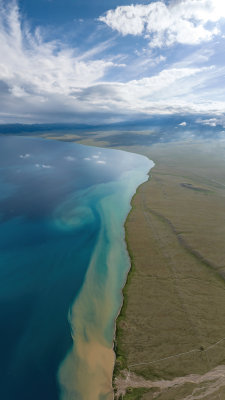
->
111;144;225;400
112;168;154;391
58;153;153;400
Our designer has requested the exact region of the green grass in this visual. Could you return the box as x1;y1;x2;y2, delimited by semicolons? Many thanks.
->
121;387;152;400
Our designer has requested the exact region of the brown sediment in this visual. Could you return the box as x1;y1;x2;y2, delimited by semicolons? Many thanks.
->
57;161;152;400
59;337;114;400
58;232;116;400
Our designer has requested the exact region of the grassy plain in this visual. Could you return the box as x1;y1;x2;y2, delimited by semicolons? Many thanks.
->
36;129;225;399
113;142;225;400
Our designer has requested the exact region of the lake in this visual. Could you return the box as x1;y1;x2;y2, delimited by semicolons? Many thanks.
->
0;135;153;400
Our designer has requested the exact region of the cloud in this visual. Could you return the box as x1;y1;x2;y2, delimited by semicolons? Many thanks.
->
75;65;220;116
20;153;31;158
0;1;120;122
198;118;217;127
96;160;106;164
179;121;187;126
92;155;100;159
99;0;224;47
35;163;52;169
84;157;91;161
0;1;115;94
196;117;225;127
0;0;224;123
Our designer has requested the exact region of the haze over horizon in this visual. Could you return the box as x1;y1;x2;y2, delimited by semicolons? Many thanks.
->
0;0;225;125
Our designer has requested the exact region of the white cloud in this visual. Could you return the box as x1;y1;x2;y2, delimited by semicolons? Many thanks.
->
35;163;52;168
196;117;225;127
42;164;52;168
74;63;225;117
19;153;30;158
199;118;217;127
11;86;28;98
84;157;91;161
96;160;106;164
0;2;115;95
0;0;224;123
179;121;187;126
99;0;225;47
92;155;100;159
0;1;118;115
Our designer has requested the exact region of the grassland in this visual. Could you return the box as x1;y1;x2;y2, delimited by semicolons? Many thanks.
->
112;142;225;400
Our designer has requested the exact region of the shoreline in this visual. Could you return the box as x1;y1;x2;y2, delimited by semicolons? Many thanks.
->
58;152;152;400
111;142;225;400
112;168;154;392
14;134;153;400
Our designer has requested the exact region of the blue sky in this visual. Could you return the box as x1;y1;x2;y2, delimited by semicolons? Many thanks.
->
0;0;225;125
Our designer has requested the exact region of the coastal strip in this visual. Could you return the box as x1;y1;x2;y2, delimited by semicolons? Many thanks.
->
58;151;153;400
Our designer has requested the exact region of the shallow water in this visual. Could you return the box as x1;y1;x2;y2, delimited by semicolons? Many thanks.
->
0;135;153;399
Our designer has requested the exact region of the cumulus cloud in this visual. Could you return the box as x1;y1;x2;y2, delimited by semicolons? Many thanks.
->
99;0;224;47
92;155;100;159
179;121;187;126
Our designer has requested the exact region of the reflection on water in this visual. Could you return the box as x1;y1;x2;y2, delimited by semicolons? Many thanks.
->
0;136;152;400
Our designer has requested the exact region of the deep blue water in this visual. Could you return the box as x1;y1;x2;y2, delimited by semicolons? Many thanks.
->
0;136;151;400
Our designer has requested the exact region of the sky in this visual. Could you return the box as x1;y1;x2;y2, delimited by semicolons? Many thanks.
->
0;0;225;124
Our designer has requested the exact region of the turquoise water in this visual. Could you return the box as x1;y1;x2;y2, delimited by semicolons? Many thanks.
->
0;136;153;400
